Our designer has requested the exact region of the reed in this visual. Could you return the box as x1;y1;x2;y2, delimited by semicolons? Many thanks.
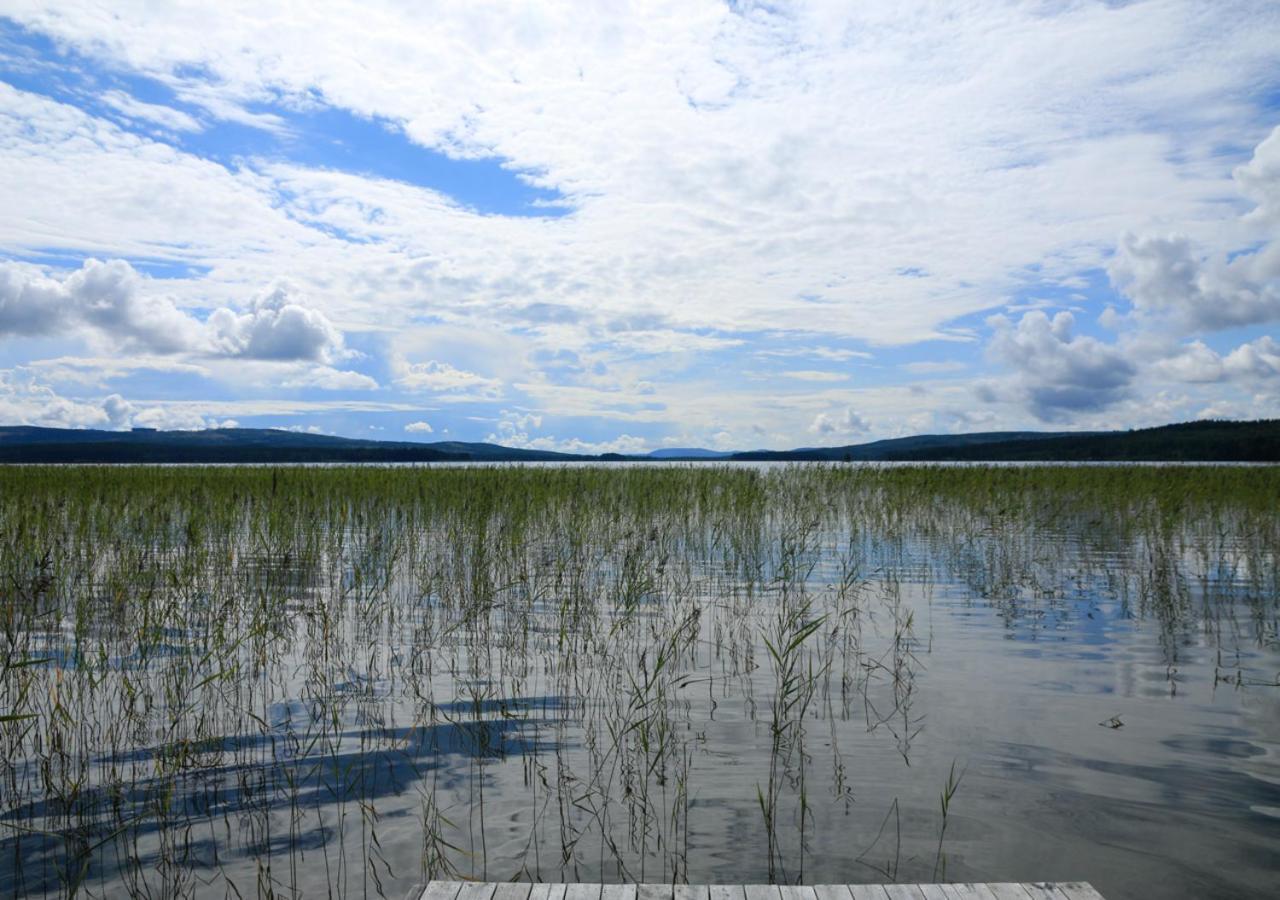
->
0;463;1274;897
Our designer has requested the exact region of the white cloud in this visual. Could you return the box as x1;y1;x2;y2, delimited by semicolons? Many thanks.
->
100;89;202;133
903;361;966;375
1109;232;1280;332
207;284;348;363
779;370;848;382
1224;335;1280;381
986;311;1135;421
3;3;1275;346
0;258;200;351
279;365;377;390
1152;340;1225;384
0;3;1276;442
0;369;234;431
1108;125;1280;333
0;369;116;428
0;259;349;363
394;359;503;399
404;420;433;433
759;347;873;362
808;407;869;438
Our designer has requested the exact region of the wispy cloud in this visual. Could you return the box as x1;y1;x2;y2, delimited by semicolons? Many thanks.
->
0;2;1275;443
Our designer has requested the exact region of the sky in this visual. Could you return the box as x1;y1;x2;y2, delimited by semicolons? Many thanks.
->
0;1;1278;452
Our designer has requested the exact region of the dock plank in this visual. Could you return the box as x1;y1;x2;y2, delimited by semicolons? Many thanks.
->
981;886;1033;900
675;886;711;900
777;886;817;900
813;886;853;900
423;882;466;900
939;885;999;900
494;885;533;900
1055;884;1106;900
881;887;925;900
423;882;1101;900
847;888;887;900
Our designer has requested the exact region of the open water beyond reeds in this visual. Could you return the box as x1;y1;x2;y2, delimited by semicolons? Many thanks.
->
0;465;1276;899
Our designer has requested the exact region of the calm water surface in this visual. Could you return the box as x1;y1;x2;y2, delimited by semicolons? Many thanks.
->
0;466;1276;899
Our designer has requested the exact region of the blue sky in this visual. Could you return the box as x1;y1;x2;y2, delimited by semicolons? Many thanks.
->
1;1;1278;451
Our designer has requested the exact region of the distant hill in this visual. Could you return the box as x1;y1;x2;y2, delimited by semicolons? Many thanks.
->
647;448;735;459
0;426;574;463
0;419;1276;463
870;419;1280;462
729;430;1079;461
729;420;1280;463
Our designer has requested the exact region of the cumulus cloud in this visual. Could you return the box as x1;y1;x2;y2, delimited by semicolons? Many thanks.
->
1223;335;1280;380
0;258;200;351
986;311;1135;420
1152;340;1225;383
808;407;869;438
1108;126;1280;333
1236;125;1280;226
485;409;543;445
0;369;235;431
0;259;349;363
1108;233;1280;332
404;420;433;433
0;369;117;429
1148;335;1280;386
207;284;347;362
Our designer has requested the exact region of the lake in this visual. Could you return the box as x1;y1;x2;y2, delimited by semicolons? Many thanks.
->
0;465;1276;899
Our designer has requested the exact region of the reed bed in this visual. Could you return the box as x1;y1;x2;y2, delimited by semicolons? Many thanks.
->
0;464;1275;898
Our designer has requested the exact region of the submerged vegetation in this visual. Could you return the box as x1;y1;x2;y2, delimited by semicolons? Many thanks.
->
0;464;1276;899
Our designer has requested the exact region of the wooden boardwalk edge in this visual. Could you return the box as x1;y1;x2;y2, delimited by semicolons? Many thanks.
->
421;882;1107;900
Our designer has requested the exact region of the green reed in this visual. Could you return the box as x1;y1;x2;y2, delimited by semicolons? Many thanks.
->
0;464;1275;897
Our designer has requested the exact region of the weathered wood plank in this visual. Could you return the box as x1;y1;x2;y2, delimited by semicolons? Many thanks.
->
981;886;1033;900
844;885;885;900
1052;884;1106;900
847;887;888;900
813;885;854;900
1018;887;1056;900
529;885;568;900
881;887;926;900
422;882;1100;900
710;885;746;900
456;884;498;900
776;886;817;900
939;885;1000;900
674;885;711;900
1023;885;1104;900
494;884;533;900
422;882;466;900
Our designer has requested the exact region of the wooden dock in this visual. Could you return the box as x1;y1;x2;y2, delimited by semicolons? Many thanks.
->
420;882;1106;900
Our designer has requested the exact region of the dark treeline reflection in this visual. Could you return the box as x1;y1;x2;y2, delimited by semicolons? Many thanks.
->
1;465;1276;899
